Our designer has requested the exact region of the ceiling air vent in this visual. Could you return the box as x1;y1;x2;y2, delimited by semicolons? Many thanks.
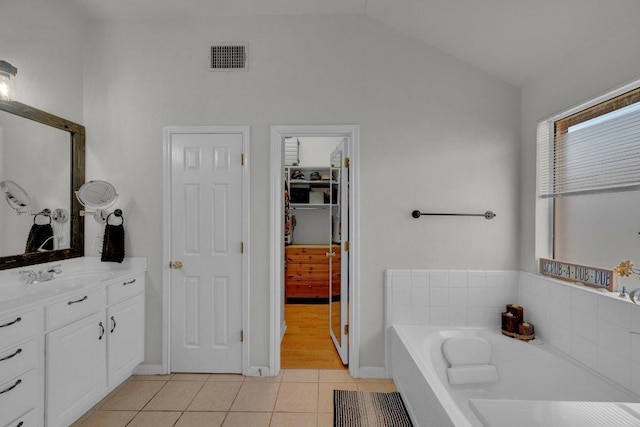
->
209;43;248;71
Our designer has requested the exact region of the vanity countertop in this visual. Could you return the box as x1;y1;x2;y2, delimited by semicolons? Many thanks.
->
0;257;146;313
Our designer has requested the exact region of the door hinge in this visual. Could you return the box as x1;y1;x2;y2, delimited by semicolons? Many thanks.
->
241;153;245;165
344;157;350;168
344;324;349;335
241;330;244;342
344;241;349;252
241;242;244;253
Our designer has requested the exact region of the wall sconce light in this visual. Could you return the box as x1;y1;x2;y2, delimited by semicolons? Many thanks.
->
0;61;17;100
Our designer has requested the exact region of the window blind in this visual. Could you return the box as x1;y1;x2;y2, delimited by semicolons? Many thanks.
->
538;87;640;198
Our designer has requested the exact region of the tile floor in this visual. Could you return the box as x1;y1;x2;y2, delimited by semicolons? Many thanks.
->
72;370;397;427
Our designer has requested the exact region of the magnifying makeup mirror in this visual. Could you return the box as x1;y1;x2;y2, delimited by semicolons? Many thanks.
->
1;180;31;214
76;180;118;224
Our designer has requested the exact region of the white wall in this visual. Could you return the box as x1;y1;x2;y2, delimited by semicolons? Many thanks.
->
298;136;340;167
0;0;84;253
0;0;85;123
519;19;640;272
81;13;520;369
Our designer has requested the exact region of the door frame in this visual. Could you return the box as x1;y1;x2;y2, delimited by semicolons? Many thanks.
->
162;125;250;375
269;124;360;377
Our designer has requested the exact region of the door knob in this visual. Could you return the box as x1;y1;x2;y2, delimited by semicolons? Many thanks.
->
170;261;183;270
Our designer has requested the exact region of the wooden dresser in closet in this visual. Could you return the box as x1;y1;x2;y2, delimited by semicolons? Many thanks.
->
285;244;341;302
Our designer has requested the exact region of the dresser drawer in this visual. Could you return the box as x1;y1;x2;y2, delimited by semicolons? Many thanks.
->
286;283;329;299
0;369;37;427
46;288;105;331
0;310;37;351
5;408;37;427
107;275;144;305
0;340;37;386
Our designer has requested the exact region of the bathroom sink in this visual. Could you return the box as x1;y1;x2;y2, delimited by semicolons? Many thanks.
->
58;271;115;283
0;284;25;302
0;271;116;304
48;271;115;289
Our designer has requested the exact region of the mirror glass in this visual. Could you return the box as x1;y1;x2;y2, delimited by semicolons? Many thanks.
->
1;180;32;213
0;111;70;255
77;180;117;209
0;100;84;269
330;147;342;346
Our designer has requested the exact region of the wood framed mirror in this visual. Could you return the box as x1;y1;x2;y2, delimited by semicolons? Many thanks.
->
0;99;85;269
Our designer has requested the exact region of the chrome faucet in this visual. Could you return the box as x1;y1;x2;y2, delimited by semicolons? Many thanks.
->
19;270;37;284
19;264;62;284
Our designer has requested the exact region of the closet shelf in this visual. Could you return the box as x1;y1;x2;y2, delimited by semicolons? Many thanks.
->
291;203;335;209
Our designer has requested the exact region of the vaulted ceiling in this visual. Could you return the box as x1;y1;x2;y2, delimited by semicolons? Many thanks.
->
70;0;640;86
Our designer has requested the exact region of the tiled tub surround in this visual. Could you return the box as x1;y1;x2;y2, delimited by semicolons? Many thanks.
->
390;325;640;427
385;269;640;395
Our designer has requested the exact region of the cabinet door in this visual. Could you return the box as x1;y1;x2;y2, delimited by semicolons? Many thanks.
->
107;294;144;387
46;311;106;427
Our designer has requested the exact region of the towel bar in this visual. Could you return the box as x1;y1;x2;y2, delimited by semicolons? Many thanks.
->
412;210;496;220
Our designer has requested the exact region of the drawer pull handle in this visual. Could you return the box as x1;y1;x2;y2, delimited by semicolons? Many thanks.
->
68;295;88;305
0;379;21;395
99;322;105;340
0;348;22;362
0;317;21;328
123;278;136;286
110;316;117;333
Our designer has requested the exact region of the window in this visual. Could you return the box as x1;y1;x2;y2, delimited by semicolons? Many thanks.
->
539;86;640;198
537;81;640;267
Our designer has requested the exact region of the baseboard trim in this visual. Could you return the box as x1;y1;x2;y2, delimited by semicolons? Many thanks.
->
357;366;386;379
247;366;273;377
133;364;165;375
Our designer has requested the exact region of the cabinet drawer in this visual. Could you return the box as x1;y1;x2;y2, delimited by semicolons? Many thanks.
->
0;340;37;386
107;275;143;305
5;408;36;427
46;288;105;330
0;310;37;351
0;369;36;427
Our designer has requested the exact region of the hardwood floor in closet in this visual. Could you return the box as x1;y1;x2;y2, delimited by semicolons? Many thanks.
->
281;304;346;370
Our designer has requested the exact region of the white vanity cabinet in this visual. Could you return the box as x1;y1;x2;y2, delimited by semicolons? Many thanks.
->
44;272;145;427
0;259;146;427
0;309;42;427
106;275;145;387
45;288;106;427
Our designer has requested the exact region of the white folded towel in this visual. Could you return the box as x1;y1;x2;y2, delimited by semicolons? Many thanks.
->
442;336;492;366
447;365;498;385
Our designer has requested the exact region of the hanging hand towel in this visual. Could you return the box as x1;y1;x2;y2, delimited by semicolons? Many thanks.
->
101;212;125;263
25;214;54;253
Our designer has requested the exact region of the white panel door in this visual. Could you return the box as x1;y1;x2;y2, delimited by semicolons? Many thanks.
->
170;131;244;373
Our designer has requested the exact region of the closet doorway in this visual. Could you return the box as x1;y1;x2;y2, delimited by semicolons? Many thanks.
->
282;137;345;369
269;125;360;377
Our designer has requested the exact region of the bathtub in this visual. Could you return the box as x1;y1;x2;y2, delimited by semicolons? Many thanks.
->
388;325;640;427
